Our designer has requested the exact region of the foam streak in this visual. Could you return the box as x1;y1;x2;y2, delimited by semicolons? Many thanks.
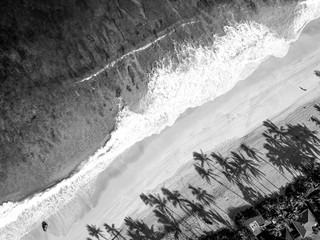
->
1;1;320;239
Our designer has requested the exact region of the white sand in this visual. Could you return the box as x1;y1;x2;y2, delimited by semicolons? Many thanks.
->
23;18;320;240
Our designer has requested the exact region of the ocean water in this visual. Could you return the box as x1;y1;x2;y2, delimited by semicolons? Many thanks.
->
1;1;320;239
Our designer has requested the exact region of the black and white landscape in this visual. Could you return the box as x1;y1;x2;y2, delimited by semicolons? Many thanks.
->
1;0;320;240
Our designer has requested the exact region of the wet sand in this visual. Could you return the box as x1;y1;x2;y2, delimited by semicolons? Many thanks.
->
23;18;320;240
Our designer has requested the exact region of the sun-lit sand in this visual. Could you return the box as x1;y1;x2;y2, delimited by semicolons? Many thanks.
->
22;18;320;240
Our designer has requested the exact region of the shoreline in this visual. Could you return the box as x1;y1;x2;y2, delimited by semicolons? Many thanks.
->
0;0;263;206
21;16;320;240
0;0;213;206
0;5;210;206
2;2;319;239
0;131;113;206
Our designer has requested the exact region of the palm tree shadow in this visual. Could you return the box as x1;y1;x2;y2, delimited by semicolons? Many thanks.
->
86;224;107;240
263;131;294;175
207;209;234;230
262;120;320;177
124;217;163;240
286;123;320;156
210;152;238;184
241;142;292;182
236;181;263;205
230;151;263;180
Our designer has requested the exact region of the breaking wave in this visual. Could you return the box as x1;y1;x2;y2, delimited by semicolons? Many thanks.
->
1;0;320;239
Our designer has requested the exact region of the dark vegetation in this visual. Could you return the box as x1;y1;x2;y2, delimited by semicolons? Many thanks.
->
86;72;320;239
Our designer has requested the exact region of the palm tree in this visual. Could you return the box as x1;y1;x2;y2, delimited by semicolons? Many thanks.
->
230;151;262;179
147;193;200;238
124;217;135;230
240;142;290;181
86;224;107;240
210;152;238;184
208;209;233;230
194;163;216;183
194;150;237;183
239;143;259;161
161;187;214;233
263;130;297;177
104;223;126;240
186;200;215;226
264;121;320;176
194;163;251;205
210;152;232;171
188;184;214;206
153;209;188;240
230;151;267;195
126;230;143;240
124;217;145;240
263;119;285;136
286;123;320;157
310;116;320;127
147;194;171;214
315;104;320;112
193;150;211;168
161;188;190;213
124;217;163;240
231;150;279;193
292;194;308;211
269;223;284;237
135;221;162;240
188;184;229;215
140;193;154;207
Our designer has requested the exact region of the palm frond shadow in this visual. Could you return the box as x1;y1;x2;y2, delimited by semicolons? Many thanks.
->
263;120;319;177
207;209;234;230
235;181;264;205
86;117;320;240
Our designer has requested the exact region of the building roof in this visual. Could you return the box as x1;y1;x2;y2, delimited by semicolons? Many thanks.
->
244;215;266;226
285;228;294;240
292;209;318;238
243;215;266;236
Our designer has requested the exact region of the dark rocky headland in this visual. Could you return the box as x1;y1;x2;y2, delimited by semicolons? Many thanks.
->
0;0;299;204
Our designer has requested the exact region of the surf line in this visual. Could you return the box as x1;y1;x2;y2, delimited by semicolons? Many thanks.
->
76;19;199;83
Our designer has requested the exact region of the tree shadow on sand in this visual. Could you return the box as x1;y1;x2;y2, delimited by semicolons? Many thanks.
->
194;148;271;207
263;120;320;177
194;119;320;209
207;209;234;230
230;150;276;196
124;217;164;240
235;181;264;205
87;114;320;240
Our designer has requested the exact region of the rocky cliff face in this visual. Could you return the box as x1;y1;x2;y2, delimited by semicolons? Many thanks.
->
0;0;298;204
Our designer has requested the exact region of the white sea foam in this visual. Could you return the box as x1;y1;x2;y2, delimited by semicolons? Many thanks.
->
1;0;320;239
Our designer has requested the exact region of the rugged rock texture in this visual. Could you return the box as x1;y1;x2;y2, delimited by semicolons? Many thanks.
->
0;0;299;204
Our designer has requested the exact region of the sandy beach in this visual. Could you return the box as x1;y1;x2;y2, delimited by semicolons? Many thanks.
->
20;16;320;240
